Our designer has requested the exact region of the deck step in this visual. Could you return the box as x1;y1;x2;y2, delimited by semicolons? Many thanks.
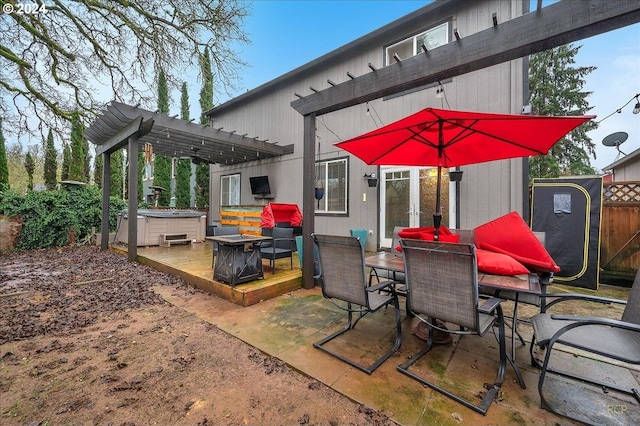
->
159;233;192;247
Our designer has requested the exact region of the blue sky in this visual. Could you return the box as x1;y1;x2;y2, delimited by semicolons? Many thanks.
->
218;0;640;172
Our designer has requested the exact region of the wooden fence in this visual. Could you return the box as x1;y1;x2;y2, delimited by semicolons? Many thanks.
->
600;181;640;281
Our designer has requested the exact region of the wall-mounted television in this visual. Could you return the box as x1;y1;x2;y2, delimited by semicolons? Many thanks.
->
249;176;271;196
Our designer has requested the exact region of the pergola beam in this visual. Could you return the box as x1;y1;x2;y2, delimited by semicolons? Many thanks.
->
87;102;293;164
291;0;640;116
93;115;155;157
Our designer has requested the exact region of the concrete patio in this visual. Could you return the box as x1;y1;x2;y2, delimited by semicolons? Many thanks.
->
118;241;639;425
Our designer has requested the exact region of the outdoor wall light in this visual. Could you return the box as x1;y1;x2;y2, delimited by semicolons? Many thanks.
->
449;170;464;182
364;173;378;188
633;96;640;114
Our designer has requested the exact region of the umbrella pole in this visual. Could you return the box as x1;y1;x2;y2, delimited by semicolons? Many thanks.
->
434;165;442;241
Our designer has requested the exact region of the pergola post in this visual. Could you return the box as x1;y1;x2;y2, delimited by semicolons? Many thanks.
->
100;152;111;250
127;134;139;261
302;113;316;289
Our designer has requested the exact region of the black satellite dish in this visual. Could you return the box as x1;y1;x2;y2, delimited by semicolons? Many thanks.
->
602;132;628;160
602;131;628;147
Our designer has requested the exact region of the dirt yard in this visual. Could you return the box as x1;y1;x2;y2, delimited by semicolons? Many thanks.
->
0;246;396;426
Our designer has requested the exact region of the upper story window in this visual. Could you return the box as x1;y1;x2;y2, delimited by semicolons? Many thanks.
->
385;22;449;64
315;158;348;215
220;173;240;206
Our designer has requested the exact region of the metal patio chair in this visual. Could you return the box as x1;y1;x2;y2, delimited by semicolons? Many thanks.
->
397;239;525;415
368;226;414;316
260;226;295;274
312;234;402;375
530;268;640;425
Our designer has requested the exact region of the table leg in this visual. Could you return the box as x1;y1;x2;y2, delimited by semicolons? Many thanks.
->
510;294;527;361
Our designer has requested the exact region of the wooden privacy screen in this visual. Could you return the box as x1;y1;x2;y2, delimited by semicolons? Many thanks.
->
220;205;262;236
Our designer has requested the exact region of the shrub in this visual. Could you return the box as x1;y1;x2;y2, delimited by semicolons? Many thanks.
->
0;185;127;249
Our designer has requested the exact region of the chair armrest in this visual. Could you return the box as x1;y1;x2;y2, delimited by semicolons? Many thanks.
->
549;314;640;331
478;297;503;314
368;280;396;293
544;293;627;311
271;237;296;248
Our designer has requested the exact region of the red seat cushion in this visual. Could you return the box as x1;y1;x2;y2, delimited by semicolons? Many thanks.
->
473;212;560;273
397;226;461;247
476;249;530;276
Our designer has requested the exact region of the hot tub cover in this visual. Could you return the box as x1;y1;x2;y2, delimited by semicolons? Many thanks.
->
260;203;303;228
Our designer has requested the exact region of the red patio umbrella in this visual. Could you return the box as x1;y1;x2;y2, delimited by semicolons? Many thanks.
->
335;107;594;239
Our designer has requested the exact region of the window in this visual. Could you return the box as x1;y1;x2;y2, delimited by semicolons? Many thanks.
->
385;22;449;64
220;173;240;206
315;158;348;214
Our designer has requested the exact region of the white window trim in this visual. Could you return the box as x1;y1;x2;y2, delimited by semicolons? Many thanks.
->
315;157;348;215
220;173;241;206
385;22;449;65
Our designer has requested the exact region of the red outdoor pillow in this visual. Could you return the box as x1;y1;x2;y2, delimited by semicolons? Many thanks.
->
398;226;461;243
473;212;560;273
476;249;530;276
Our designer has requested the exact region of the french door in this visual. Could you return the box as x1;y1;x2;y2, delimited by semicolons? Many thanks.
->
379;167;454;248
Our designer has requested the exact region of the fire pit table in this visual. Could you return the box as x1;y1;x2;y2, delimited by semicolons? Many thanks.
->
207;234;272;286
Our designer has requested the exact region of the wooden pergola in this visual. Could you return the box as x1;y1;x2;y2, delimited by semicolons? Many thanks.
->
291;0;640;289
85;102;293;260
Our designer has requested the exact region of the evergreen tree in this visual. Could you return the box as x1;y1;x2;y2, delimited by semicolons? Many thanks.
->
175;82;193;207
24;151;35;191
94;154;103;189
61;143;71;181
528;44;597;179
181;82;190;121
196;48;213;208
0;119;8;189
159;68;169;113
69;111;86;182
176;160;191;208
154;68;172;206
83;138;91;183
43;129;58;190
110;149;124;198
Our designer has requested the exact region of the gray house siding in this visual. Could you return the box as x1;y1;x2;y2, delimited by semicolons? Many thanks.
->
604;148;640;181
207;0;527;251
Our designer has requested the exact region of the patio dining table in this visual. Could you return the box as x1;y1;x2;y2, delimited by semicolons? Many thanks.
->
365;251;549;359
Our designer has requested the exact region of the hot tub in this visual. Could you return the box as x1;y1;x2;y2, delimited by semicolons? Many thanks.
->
115;209;207;246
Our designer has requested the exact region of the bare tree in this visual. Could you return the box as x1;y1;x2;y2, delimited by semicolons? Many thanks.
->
0;0;249;141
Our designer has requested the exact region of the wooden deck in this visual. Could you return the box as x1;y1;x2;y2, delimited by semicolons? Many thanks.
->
109;240;302;306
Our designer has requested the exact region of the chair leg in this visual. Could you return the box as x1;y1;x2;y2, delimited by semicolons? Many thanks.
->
405;291;415;318
398;310;515;415
314;297;402;375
